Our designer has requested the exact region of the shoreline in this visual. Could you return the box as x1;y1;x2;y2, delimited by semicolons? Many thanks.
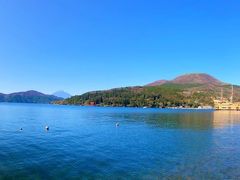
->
3;102;240;111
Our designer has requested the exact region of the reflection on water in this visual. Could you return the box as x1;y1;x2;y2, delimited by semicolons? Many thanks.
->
112;109;240;130
213;111;240;128
0;104;240;179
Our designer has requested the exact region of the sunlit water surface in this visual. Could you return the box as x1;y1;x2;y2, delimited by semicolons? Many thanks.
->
0;103;240;179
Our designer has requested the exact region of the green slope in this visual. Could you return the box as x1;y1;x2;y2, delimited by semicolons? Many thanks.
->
55;73;240;108
56;83;235;108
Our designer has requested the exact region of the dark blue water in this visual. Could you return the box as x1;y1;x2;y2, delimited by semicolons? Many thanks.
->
0;103;240;179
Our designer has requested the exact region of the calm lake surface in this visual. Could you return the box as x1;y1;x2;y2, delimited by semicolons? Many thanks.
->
0;103;240;179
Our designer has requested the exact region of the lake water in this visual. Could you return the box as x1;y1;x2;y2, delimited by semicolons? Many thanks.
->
0;103;240;179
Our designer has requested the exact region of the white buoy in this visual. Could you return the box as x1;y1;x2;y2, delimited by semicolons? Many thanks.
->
45;126;49;131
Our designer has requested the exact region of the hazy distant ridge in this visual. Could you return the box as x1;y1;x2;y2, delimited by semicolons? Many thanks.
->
0;90;62;104
53;91;71;99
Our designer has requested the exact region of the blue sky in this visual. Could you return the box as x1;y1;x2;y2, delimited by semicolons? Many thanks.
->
0;0;239;95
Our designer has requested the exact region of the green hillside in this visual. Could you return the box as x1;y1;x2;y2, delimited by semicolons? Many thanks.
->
55;84;225;108
55;74;240;108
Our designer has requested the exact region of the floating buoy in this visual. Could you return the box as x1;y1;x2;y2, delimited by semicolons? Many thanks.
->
20;128;23;131
45;126;49;131
116;123;120;127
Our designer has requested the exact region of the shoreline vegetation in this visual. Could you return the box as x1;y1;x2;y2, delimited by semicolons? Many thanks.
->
53;84;212;108
53;103;214;109
54;74;240;108
53;84;221;108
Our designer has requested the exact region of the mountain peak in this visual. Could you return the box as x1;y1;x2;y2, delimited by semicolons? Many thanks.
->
10;90;45;96
53;91;71;99
147;73;224;86
172;73;223;85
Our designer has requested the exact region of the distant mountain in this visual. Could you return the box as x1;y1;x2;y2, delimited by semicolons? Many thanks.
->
0;93;5;102
0;90;62;104
55;73;240;108
146;73;225;86
53;91;71;99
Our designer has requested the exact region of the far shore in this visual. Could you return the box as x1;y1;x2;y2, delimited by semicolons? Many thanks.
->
53;103;215;110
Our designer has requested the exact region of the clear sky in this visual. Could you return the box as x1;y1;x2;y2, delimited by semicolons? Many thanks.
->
0;0;239;95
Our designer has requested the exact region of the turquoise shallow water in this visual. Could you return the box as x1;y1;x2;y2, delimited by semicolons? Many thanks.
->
0;103;240;179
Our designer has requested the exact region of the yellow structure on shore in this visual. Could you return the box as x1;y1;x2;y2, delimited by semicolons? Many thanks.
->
214;100;240;110
214;85;240;110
